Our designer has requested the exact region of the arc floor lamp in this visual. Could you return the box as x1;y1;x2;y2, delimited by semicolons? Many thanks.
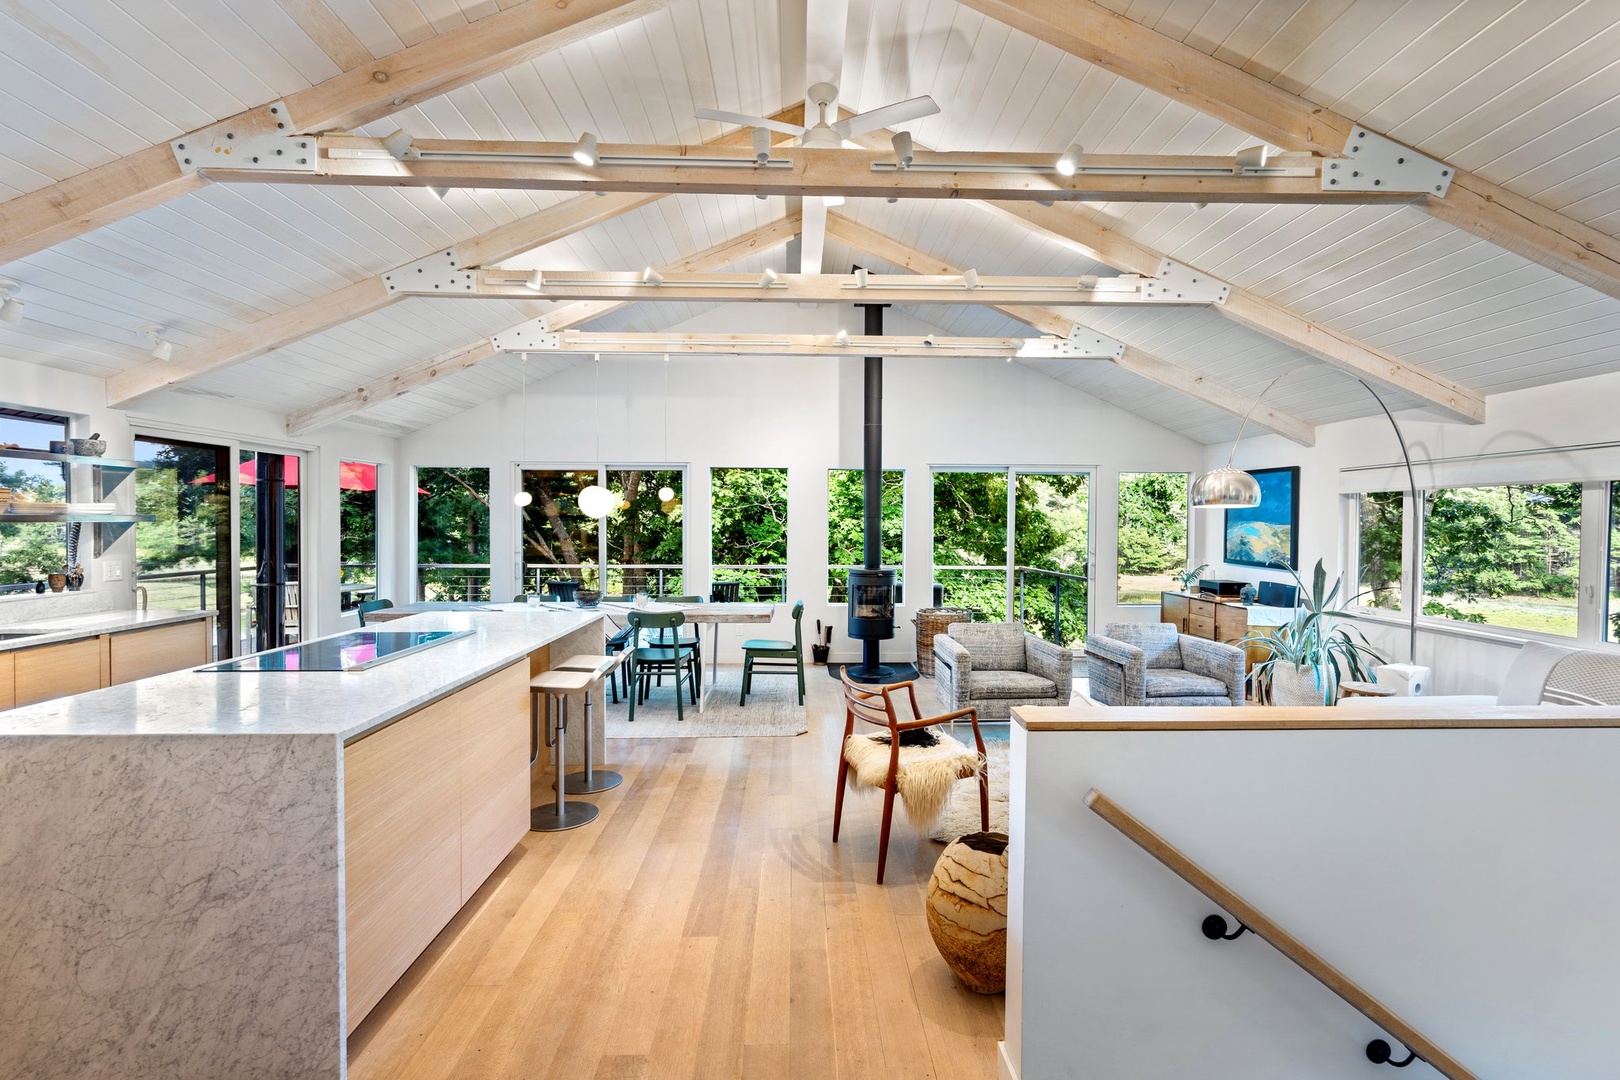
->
1188;370;1421;663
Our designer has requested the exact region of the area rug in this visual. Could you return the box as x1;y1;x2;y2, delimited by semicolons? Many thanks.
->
604;667;807;738
928;740;1010;843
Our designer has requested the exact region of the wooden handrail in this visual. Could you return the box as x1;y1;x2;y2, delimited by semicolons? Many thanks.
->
1085;788;1477;1080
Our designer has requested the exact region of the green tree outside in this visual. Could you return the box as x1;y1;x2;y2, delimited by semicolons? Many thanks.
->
827;468;903;602
417;467;490;600
711;467;787;601
1116;472;1188;604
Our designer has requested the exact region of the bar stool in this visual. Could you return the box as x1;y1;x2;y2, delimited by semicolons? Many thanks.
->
529;669;600;832
550;653;623;793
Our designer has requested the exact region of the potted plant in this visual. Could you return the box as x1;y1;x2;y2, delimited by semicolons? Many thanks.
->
1241;559;1385;706
1176;563;1209;593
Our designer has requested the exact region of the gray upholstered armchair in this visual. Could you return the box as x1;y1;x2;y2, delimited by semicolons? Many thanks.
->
1084;622;1245;707
932;620;1073;719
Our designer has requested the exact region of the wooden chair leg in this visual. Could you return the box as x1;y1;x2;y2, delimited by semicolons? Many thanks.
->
832;751;849;842
674;663;684;722
795;652;805;705
876;783;897;885
627;663;638;723
978;768;990;831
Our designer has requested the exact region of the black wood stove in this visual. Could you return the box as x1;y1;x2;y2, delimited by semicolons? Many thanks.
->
845;299;896;681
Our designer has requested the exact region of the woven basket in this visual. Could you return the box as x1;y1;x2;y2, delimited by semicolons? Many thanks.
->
914;607;972;676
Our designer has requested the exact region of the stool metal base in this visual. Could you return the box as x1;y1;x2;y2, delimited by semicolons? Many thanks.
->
560;768;623;794
530;800;600;832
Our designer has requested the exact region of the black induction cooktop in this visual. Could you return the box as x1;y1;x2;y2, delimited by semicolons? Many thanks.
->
198;629;473;672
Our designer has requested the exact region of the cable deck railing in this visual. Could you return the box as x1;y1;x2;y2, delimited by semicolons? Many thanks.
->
1085;788;1476;1079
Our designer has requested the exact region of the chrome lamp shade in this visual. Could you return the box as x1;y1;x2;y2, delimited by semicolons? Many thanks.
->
1189;465;1261;509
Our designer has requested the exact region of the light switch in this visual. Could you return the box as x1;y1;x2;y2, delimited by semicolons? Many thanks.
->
104;559;124;582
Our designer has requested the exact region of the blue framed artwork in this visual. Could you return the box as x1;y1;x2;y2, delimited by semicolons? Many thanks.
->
1224;466;1299;569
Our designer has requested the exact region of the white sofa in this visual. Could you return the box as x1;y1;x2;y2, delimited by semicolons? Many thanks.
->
1343;641;1620;708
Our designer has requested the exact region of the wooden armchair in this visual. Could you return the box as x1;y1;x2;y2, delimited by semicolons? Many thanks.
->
834;669;989;884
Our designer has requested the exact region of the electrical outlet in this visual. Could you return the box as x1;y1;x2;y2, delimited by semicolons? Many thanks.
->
104;559;124;582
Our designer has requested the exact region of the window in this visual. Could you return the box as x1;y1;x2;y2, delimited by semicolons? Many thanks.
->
1355;491;1404;610
1422;483;1581;637
932;469;1009;622
827;468;903;603
711;467;787;601
1014;472;1090;647
519;469;600;592
1610;483;1620;644
0;410;70;587
339;462;379;613
1116;472;1188;605
416;467;490;601
605;468;684;596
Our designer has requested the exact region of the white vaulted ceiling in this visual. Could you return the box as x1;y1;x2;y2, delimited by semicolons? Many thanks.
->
0;0;1617;442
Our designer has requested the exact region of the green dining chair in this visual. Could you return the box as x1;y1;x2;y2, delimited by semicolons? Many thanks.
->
626;609;699;722
740;600;805;706
356;598;394;626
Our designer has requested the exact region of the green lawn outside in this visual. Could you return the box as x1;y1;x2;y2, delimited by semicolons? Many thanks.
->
1428;593;1579;638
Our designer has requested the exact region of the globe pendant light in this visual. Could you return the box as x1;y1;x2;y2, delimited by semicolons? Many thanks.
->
655;354;676;503
514;352;534;506
577;353;618;519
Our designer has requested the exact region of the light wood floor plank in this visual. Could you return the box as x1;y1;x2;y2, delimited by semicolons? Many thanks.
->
347;671;1005;1080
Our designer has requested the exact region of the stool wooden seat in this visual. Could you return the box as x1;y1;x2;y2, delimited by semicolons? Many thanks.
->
551;654;623;793
529;669;600;832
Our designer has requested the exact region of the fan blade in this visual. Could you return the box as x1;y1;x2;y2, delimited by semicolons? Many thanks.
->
830;96;939;140
694;109;807;138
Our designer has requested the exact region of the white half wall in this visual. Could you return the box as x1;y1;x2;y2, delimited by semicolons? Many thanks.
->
396;304;1206;662
1007;711;1620;1080
1193;369;1620;694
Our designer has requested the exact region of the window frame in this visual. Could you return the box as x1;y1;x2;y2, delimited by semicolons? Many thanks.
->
826;467;905;604
709;465;788;603
1344;480;1616;649
511;462;688;597
1115;470;1190;607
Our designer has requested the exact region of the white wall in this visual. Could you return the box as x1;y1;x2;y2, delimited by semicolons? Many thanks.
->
398;304;1205;662
0;357;397;641
1006;712;1620;1080
1194;370;1620;694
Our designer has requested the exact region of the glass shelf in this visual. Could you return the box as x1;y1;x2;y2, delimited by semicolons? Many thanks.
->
0;447;140;469
0;513;155;524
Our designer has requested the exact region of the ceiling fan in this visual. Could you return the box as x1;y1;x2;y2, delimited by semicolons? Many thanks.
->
696;82;938;148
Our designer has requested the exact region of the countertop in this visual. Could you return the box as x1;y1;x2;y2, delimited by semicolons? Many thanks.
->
0;606;603;741
0;608;215;653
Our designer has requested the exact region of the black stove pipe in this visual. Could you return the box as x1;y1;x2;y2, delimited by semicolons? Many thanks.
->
857;302;889;676
862;302;884;574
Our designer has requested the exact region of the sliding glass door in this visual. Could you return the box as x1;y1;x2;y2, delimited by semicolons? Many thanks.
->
237;449;303;651
931;466;1092;646
134;436;233;658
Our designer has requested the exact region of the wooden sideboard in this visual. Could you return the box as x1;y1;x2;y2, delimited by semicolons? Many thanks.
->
1159;592;1290;674
2;617;214;710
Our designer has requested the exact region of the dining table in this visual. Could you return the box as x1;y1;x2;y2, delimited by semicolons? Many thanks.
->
540;599;776;713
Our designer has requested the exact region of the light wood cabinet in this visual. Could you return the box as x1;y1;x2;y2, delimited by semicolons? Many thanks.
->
14;638;104;707
0;616;215;712
1160;592;1249;648
342;659;530;1031
109;620;212;685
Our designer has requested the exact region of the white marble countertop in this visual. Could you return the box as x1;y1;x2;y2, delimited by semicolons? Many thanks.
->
0;606;602;741
0;607;214;653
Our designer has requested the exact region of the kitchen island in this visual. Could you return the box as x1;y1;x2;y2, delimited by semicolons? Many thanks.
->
0;605;604;1080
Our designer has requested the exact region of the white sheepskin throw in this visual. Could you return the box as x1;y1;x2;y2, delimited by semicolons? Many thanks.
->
842;729;984;830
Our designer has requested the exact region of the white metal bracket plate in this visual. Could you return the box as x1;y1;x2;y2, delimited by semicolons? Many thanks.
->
1146;260;1231;304
171;102;317;174
1324;128;1453;196
1017;327;1125;360
490;317;556;352
382;251;476;295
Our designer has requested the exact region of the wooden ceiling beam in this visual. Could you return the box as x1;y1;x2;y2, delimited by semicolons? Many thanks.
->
956;0;1620;300
0;0;664;266
284;214;801;435
104;106;801;409
201;143;1417;205
825;212;1315;446
986;201;1486;423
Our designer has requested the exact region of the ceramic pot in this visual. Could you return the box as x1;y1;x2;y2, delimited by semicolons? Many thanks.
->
72;433;106;456
926;831;1009;994
1270;663;1329;706
47;573;66;593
